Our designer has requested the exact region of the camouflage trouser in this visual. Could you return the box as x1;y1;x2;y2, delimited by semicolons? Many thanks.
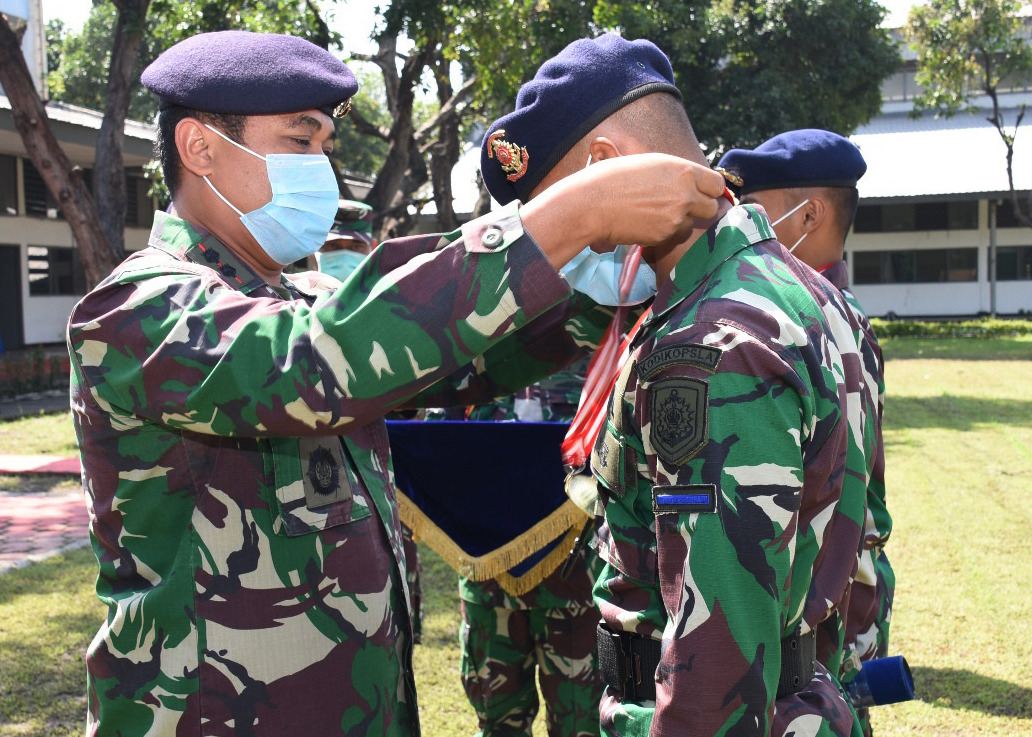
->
460;599;603;737
402;525;423;644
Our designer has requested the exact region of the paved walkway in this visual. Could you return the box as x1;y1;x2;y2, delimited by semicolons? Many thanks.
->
0;452;88;575
0;489;90;574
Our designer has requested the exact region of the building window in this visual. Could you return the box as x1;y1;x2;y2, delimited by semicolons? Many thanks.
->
854;201;978;232
125;175;154;228
994;198;1032;228
27;246;86;296
854;248;979;284
996;246;1032;280
0;154;17;216
22;160;61;219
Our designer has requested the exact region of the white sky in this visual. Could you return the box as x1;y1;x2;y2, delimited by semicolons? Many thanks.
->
41;0;924;44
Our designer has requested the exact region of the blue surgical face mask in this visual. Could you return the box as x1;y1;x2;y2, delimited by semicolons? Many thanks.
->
561;244;657;305
316;249;366;282
202;124;340;265
560;153;658;306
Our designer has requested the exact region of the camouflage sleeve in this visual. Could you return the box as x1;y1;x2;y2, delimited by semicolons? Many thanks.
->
594;319;816;736
409;295;620;409
846;291;890;548
68;205;572;437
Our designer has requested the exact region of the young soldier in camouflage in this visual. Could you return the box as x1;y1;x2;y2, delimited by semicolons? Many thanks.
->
479;34;876;736
67;30;727;736
459;359;604;737
719;130;893;735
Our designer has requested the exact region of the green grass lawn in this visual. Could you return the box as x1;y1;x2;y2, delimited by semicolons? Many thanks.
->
1;338;1030;735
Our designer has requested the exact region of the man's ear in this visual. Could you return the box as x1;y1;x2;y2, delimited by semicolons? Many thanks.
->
175;118;215;177
587;136;623;163
803;197;828;233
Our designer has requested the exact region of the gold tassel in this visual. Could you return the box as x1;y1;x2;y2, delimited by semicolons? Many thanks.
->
397;489;589;588
494;525;582;596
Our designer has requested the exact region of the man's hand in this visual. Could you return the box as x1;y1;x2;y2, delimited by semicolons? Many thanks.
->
521;153;726;269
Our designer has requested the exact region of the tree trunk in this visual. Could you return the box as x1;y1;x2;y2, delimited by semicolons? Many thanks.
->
364;36;434;239
0;13;117;289
428;52;460;232
95;0;150;260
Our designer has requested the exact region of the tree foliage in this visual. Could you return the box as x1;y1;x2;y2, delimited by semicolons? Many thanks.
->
39;0;904;258
352;0;599;235
906;0;1032;226
48;0;338;122
594;0;900;158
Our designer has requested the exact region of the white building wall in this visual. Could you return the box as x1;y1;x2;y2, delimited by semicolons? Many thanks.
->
0;0;46;95
2;214;152;344
846;201;1032;317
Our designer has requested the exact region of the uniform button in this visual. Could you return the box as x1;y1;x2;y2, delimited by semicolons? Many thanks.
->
482;227;503;248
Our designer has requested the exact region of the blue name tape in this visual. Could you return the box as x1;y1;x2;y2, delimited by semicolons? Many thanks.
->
652;485;717;514
656;493;711;506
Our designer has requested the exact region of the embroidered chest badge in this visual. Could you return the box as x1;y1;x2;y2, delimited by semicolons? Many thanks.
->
300;436;353;509
487;129;530;182
649;378;709;466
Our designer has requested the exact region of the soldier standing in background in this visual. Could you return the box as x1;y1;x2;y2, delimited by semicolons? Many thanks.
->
718;130;893;736
479;33;875;736
66;30;727;736
458;358;605;737
307;198;377;276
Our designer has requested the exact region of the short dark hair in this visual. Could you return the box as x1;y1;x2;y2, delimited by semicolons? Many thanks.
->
826;186;860;243
785;185;860;244
156;106;246;199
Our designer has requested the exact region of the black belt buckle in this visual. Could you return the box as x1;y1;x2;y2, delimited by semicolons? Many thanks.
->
597;623;652;701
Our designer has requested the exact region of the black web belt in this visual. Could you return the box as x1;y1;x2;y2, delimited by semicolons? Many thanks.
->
596;622;817;702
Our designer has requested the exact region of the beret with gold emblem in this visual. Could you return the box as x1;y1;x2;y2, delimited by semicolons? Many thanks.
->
480;33;682;206
716;129;867;196
141;30;357;118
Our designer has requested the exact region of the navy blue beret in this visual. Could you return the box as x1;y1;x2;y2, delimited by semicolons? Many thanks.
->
480;33;682;205
716;129;867;196
141;31;357;117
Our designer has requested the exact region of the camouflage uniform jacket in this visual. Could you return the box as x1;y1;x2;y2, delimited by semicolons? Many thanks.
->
820;260;892;666
68;205;603;737
591;205;873;737
461;358;603;610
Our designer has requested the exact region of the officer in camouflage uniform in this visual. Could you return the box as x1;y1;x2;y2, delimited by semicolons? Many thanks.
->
719;130;893;735
459;358;605;737
67;30;727;736
479;35;876;736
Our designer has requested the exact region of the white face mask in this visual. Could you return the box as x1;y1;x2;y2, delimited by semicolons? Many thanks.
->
769;198;809;254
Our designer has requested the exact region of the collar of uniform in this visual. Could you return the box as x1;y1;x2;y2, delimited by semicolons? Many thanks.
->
818;259;848;291
148;210;280;295
646;204;776;326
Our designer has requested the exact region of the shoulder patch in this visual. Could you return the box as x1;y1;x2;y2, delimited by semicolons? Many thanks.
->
649;377;709;466
652;484;717;514
637;344;722;382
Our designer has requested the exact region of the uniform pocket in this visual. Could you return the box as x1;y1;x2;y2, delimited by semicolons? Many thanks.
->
266;436;373;536
652;485;716;619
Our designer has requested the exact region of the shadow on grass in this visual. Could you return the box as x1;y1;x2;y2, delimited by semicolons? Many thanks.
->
884;395;1032;431
912;665;1032;719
